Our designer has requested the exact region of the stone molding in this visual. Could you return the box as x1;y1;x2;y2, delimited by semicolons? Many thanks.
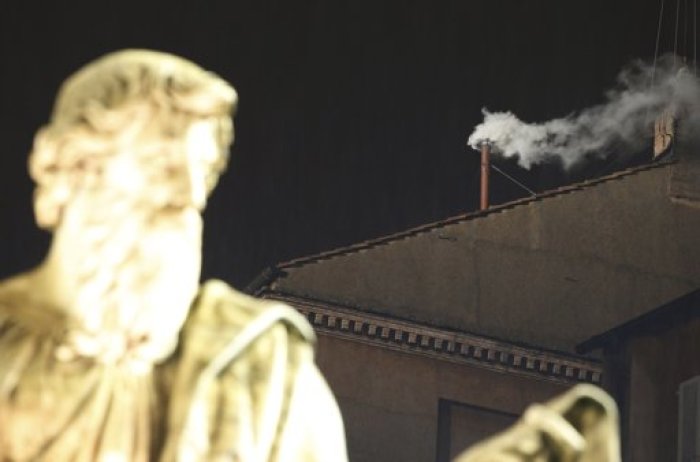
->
263;291;602;385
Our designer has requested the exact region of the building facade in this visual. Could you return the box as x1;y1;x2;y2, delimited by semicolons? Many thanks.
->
248;133;700;460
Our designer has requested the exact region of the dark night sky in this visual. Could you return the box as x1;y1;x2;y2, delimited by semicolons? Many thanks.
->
0;0;685;288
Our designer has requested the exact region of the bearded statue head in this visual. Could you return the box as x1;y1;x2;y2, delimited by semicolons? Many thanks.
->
29;49;237;230
26;50;239;366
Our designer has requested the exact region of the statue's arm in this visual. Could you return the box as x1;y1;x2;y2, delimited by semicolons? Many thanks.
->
454;384;620;462
275;347;348;462
163;282;349;462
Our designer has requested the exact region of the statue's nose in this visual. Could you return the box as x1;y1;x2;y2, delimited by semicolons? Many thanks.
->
162;153;207;211
181;159;207;210
179;121;218;211
187;163;207;210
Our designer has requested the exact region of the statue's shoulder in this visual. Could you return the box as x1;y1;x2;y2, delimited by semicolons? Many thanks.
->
0;275;24;331
184;279;315;346
0;273;31;308
0;273;65;336
161;281;338;461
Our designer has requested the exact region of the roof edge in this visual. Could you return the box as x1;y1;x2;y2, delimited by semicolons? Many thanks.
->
576;287;700;353
277;159;676;271
243;266;288;296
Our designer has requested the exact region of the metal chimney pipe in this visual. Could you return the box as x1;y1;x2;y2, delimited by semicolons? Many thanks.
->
479;140;491;210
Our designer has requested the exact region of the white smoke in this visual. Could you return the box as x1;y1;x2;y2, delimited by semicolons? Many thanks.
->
467;56;700;169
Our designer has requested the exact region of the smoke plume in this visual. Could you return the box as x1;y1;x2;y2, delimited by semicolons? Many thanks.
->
467;56;700;169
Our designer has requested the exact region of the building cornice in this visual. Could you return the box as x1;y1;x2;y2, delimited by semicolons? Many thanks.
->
263;291;602;385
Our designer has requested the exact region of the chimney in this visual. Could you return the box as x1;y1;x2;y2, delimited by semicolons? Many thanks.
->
479;140;491;210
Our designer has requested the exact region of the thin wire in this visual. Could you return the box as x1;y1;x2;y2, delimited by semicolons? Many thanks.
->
695;0;698;74
490;164;537;197
648;0;668;144
684;0;689;59
652;0;666;86
674;0;681;67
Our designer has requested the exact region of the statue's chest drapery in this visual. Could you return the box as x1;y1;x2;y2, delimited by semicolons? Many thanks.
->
0;323;167;461
0;280;326;462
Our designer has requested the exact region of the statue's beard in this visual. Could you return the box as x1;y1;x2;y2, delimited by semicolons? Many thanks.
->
67;203;202;365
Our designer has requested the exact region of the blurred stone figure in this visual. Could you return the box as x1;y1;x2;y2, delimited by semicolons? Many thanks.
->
455;384;620;462
0;50;347;461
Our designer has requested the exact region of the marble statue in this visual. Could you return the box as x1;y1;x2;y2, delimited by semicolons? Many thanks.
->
455;384;621;462
0;50;347;462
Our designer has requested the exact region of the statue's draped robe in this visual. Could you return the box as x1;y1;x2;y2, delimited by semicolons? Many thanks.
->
0;280;346;461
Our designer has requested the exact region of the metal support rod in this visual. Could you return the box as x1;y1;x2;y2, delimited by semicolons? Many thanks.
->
490;164;537;197
479;141;491;210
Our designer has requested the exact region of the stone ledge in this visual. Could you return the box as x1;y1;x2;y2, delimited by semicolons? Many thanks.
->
264;292;602;385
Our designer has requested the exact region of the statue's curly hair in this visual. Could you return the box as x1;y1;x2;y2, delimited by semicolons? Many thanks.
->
29;49;238;229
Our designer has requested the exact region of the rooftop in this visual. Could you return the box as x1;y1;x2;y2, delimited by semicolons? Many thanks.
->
249;155;700;355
